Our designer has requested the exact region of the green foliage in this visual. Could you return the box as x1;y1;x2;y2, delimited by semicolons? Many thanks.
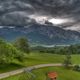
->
73;65;80;72
32;44;80;55
63;54;72;69
14;37;30;54
0;38;25;64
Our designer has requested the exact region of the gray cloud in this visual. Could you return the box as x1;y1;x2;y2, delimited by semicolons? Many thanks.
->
0;0;80;31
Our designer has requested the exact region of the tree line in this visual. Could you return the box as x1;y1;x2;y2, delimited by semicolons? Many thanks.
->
32;45;80;55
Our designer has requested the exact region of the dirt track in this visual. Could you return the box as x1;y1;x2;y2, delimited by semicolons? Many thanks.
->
0;63;63;79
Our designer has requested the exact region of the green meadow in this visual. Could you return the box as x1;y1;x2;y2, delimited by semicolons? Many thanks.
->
1;52;80;73
0;38;80;80
1;52;80;80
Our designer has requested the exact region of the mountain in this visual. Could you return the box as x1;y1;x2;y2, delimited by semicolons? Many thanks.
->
0;0;80;45
0;24;80;45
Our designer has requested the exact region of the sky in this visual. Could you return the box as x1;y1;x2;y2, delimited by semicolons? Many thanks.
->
0;0;80;31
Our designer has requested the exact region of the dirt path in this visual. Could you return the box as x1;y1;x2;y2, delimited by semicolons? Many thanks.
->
0;63;62;79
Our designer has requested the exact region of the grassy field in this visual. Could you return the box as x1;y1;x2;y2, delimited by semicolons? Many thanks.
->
1;67;80;80
14;52;80;66
23;52;65;66
72;55;80;64
0;52;80;73
0;52;65;73
0;52;80;80
32;67;80;80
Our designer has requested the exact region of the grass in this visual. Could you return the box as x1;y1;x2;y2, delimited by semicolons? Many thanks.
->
20;53;80;66
1;67;80;80
32;67;80;80
1;74;21;80
1;53;80;80
0;63;24;73
23;52;65;66
0;52;80;73
72;55;80;64
0;52;65;73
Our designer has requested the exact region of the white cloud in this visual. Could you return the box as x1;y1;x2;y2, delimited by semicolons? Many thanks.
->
48;18;68;25
29;15;48;24
0;26;4;28
64;24;80;31
8;26;15;28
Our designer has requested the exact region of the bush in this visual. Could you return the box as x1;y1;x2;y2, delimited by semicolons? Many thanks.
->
73;65;80;72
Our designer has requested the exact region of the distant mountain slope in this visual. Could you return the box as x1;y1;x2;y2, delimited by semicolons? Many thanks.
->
0;24;80;45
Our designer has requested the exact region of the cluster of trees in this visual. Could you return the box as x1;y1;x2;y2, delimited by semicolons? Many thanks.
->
0;37;30;64
32;45;80;55
14;37;30;54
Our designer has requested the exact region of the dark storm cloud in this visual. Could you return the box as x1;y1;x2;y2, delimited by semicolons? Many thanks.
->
0;0;80;27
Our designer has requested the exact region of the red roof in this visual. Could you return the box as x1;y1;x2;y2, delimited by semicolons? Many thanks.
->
48;72;57;78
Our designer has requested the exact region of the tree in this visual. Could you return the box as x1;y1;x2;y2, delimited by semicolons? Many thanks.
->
63;52;72;69
0;38;27;64
14;37;30;54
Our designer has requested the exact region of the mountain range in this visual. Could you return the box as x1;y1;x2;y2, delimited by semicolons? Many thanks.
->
0;0;80;45
0;24;80;45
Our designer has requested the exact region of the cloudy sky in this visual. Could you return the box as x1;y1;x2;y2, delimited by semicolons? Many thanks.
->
0;0;80;31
